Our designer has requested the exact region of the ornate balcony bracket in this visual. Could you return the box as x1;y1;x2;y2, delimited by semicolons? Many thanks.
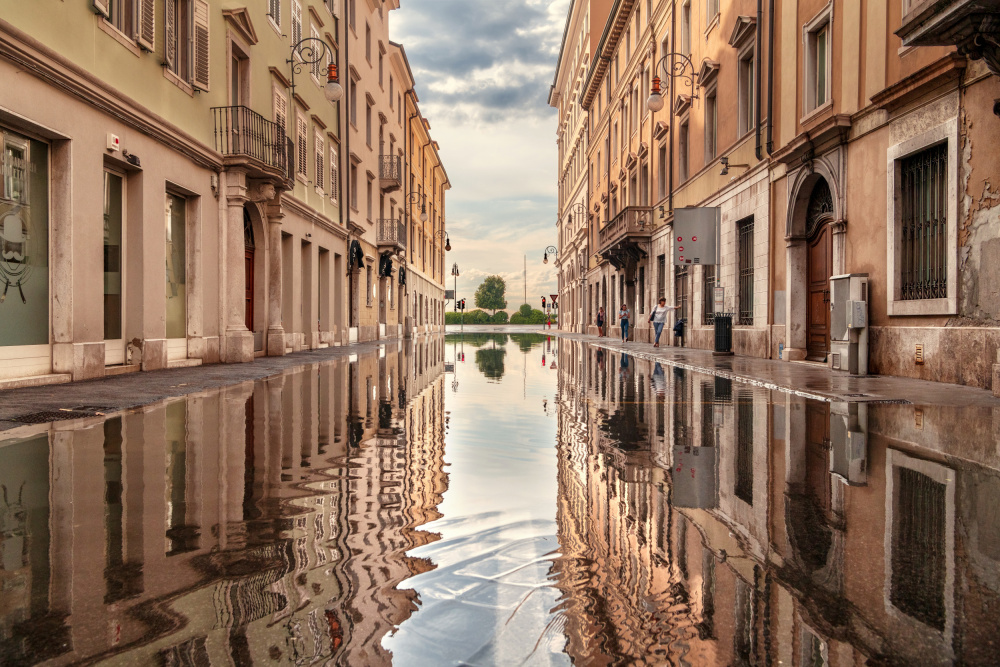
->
597;206;653;271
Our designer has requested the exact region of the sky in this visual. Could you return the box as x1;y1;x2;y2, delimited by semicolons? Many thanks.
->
392;0;571;311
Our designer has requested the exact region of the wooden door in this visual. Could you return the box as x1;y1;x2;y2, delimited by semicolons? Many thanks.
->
805;400;831;514
245;247;254;331
806;225;832;361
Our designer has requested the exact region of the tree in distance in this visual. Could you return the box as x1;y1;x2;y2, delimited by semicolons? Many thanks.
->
474;275;508;315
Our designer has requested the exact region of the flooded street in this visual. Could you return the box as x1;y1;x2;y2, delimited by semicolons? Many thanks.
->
2;334;999;665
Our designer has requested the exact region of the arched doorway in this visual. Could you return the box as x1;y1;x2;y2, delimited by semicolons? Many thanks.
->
805;180;834;361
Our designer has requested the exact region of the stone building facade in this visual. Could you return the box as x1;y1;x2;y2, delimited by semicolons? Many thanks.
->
554;0;1000;391
0;0;447;388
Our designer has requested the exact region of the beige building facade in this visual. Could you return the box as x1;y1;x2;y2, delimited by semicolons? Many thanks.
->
555;0;1000;391
0;0;447;388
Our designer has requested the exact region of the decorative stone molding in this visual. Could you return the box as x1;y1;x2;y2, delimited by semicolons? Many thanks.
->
247;180;277;203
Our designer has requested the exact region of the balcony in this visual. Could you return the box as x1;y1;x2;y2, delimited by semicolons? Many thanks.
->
897;0;1000;76
377;218;406;252
212;106;288;181
598;206;653;270
379;155;402;193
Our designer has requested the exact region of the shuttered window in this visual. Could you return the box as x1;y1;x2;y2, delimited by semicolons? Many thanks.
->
314;130;325;193
330;147;339;204
164;0;177;71
311;27;323;81
273;87;287;133
292;1;303;50
268;0;280;27
192;0;210;90
296;115;307;177
136;0;155;51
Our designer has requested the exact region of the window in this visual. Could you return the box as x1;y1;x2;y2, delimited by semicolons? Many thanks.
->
365;101;372;146
330;147;339;204
365;24;371;62
679;119;689;181
296;114;307;178
349;78;357;126
735;391;753;504
804;8;832;114
657;144;667;199
366;175;373;221
165;192;187;339
165;0;207;87
273;86;287;133
0;129;50;347
314;130;325;193
900;143;948;301
737;216;754;325
703;265;716;325
739;51;755;136
706;0;719;25
657;254;666;300
267;0;280;27
291;1;302;50
681;1;691;54
349;0;355;31
104;0;135;38
366;265;373;305
389;76;394;103
638;266;645;314
378;51;384;87
310;27;323;82
612;122;618;154
350;162;358;210
705;88;717;161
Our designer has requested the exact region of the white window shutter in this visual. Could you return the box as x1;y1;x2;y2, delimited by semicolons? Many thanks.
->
330;148;339;203
164;0;176;68
91;0;110;18
292;1;303;48
327;0;340;18
297;116;307;176
274;88;287;132
192;0;210;91
136;0;155;51
315;132;325;191
268;0;281;26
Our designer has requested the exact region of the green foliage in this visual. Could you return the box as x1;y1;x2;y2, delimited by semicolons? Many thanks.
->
474;275;508;314
518;303;533;317
475;347;506;380
509;308;547;324
491;310;509;324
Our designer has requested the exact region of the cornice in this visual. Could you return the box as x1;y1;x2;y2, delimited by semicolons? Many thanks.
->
0;19;221;171
282;194;348;239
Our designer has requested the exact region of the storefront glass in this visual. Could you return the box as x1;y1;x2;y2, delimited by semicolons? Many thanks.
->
104;171;123;342
0;129;49;346
165;193;186;339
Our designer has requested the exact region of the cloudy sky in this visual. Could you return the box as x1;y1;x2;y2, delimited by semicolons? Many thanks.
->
392;0;571;310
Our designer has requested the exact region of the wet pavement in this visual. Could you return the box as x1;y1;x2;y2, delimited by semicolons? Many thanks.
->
1;333;999;665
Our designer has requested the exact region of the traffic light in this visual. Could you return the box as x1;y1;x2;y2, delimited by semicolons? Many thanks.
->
541;297;546;309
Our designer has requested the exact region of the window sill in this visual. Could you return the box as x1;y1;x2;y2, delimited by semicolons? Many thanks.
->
296;173;309;185
704;13;720;39
98;20;142;57
163;67;195;97
799;98;833;126
268;17;281;37
887;297;956;317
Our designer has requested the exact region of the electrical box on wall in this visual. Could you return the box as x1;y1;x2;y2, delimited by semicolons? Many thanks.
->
829;274;870;375
106;133;120;152
673;207;720;266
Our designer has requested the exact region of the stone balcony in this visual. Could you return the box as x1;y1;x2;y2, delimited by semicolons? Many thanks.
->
379;155;402;193
377;218;406;253
598;206;653;270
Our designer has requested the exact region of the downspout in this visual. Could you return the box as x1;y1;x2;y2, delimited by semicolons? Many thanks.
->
755;0;763;160
668;1;675;215
342;0;350;228
766;0;774;154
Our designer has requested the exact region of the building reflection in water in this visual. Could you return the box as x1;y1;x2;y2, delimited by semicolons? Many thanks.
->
0;339;447;666
553;339;1000;666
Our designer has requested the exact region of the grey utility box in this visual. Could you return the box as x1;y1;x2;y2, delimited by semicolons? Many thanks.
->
830;402;868;486
829;273;869;375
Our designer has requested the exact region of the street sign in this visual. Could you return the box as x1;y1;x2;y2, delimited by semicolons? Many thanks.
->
714;286;724;314
673;207;720;266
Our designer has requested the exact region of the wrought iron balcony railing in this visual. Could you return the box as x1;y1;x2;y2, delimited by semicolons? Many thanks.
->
379;155;402;192
377;218;406;250
212;106;288;174
598;206;653;253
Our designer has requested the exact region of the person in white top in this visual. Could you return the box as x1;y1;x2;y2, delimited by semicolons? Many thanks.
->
649;297;680;347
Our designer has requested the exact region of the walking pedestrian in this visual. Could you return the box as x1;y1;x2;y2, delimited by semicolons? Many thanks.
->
648;297;680;347
596;307;605;337
618;303;631;342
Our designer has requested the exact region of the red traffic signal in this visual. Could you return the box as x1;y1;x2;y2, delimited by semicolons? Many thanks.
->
541;297;546;308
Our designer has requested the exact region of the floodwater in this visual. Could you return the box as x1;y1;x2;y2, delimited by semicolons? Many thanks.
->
1;334;999;665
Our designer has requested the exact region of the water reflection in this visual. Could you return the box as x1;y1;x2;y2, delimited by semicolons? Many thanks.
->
552;339;1000;665
0;339;447;666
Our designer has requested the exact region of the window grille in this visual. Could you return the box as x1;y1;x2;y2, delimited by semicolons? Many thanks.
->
901;143;947;300
675;264;689;323
703;265;716;325
891;467;946;630
737;217;754;325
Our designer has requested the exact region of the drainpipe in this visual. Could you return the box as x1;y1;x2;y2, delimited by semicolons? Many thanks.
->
755;0;763;160
342;0;350;228
668;2;676;215
766;0;774;154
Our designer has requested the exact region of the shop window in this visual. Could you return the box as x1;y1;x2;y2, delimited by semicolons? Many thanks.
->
0;129;49;346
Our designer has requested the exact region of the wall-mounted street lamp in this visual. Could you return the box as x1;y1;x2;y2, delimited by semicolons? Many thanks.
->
719;156;750;176
407;190;429;222
565;202;586;225
646;52;698;112
434;229;452;252
288;37;343;102
543;245;558;264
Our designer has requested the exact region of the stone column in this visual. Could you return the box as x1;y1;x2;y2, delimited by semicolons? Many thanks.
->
222;169;253;363
265;195;286;356
784;238;808;361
